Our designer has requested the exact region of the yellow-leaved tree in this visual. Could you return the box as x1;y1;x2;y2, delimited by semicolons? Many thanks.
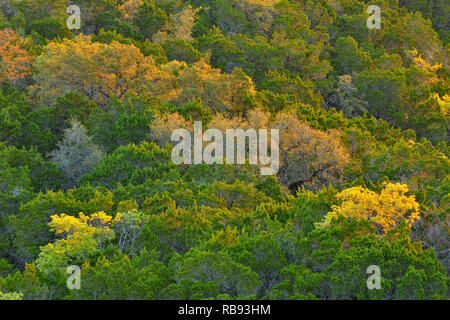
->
36;212;119;274
317;183;420;237
31;35;255;115
30;34;171;106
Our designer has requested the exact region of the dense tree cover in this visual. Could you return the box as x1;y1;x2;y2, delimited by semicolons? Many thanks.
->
0;0;448;300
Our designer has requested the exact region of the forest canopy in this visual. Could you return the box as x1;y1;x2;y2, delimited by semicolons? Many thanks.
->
0;0;448;300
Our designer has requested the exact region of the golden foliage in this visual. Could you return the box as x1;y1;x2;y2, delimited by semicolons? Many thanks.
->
274;111;350;191
30;35;167;105
171;60;256;114
149;112;192;146
31;36;255;114
210;226;240;246
407;48;442;85
44;212;118;261
36;211;118;273
318;183;421;236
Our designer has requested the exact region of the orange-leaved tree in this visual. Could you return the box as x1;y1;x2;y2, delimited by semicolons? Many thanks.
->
0;28;34;83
